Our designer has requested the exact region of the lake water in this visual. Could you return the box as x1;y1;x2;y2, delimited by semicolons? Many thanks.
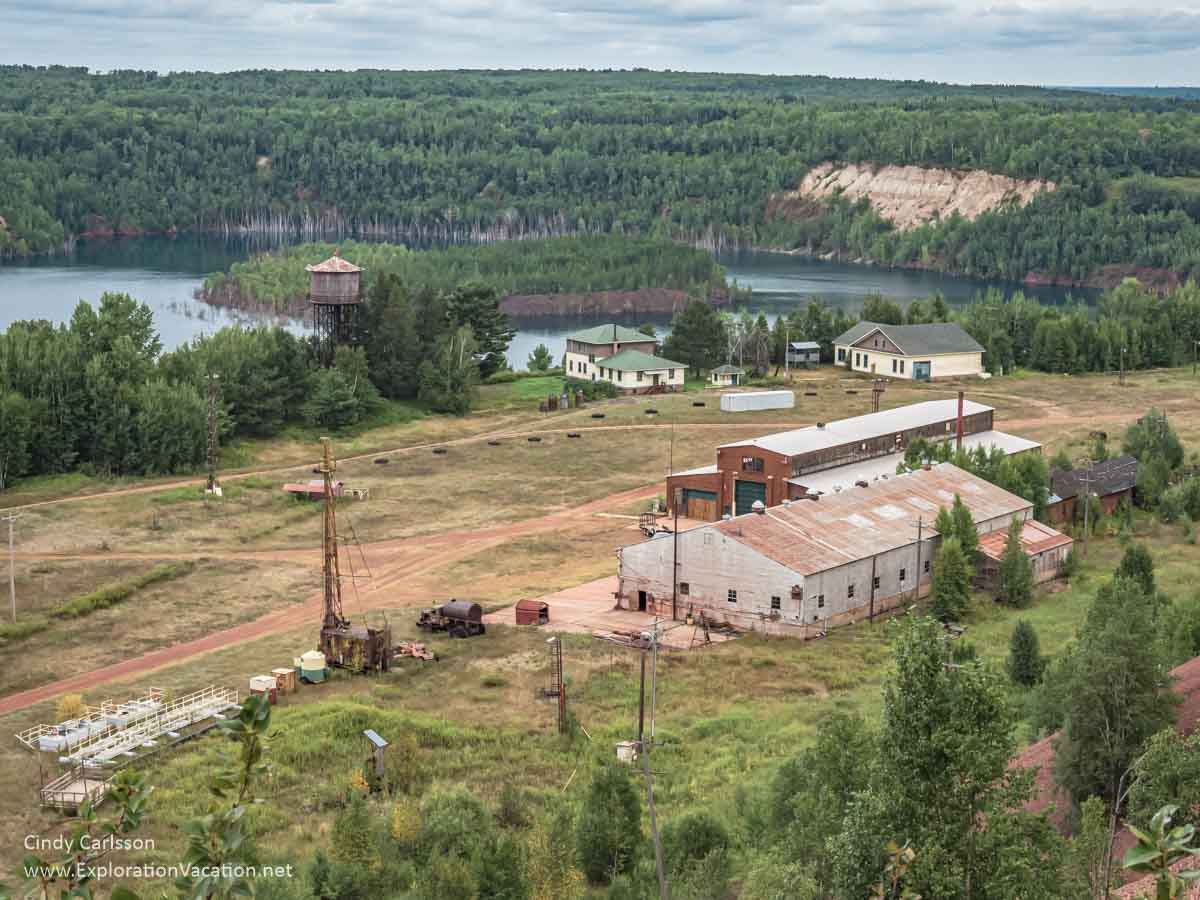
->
0;236;1092;368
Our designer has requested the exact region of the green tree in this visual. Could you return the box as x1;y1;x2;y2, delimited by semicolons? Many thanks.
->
1005;619;1045;686
303;368;361;429
662;301;727;375
527;343;553;372
525;804;584;900
331;793;380;869
419;326;480;415
931;537;972;622
637;323;657;338
1117;542;1157;596
1128;730;1200;832
1124;409;1184;471
950;495;979;559
0;390;32;489
576;762;642;884
997;517;1035;607
1062;796;1113;898
444;281;514;379
1053;576;1177;807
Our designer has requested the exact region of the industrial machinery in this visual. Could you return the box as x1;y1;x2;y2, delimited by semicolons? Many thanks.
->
317;438;392;672
417;600;486;638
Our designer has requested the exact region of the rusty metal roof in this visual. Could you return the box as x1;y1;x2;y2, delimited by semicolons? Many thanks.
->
714;463;1030;576
305;249;362;274
978;519;1073;562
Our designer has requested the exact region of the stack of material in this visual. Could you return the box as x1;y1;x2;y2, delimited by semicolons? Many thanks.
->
394;642;436;661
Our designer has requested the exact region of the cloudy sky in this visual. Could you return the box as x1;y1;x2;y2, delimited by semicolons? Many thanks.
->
4;0;1199;85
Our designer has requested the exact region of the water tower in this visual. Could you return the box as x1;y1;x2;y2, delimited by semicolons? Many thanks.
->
306;249;362;365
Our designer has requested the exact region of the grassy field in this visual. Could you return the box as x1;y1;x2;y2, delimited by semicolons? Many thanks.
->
2;365;1200;888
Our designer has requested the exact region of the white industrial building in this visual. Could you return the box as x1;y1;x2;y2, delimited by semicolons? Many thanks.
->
620;462;1069;638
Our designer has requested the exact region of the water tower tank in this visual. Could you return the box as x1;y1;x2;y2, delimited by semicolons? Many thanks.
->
305;249;362;364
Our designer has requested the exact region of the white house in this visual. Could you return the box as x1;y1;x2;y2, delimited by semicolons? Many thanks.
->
833;322;985;380
710;364;745;387
563;323;685;393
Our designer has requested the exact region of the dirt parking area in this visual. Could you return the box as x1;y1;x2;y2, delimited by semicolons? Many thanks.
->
485;576;734;650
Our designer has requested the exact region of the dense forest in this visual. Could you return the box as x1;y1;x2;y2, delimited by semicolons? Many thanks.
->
201;237;737;312
2;67;1200;284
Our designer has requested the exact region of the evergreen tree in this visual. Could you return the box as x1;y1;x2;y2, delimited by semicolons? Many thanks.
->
931;537;972;622
576;762;642;884
1116;542;1156;596
0;390;32;490
527;343;553;372
934;506;955;542
418;326;480;415
444;281;515;379
997;517;1034;607
331;792;379;869
951;494;979;559
1005;619;1044;686
662;301;727;375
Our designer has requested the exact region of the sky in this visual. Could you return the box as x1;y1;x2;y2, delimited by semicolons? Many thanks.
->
3;0;1200;86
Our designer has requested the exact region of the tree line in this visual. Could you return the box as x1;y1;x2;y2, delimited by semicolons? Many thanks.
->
2;67;1200;285
0;279;515;489
201;237;737;313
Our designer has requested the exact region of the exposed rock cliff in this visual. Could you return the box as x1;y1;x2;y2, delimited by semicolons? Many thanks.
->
770;162;1054;231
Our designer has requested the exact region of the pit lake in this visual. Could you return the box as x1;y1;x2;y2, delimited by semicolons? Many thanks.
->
0;236;1092;367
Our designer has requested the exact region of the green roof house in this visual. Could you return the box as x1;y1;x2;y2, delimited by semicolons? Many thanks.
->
710;364;745;387
562;323;684;394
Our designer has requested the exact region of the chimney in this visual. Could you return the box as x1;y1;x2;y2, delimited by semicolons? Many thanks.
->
956;391;965;453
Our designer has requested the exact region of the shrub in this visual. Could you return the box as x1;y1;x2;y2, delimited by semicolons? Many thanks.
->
566;376;619;401
55;694;86;722
390;796;422;847
484;370;519;384
662;810;730;877
576;762;642;883
1005;620;1045;687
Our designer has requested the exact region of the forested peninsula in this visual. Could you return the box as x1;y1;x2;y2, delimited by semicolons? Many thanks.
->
199;237;739;318
3;67;1200;286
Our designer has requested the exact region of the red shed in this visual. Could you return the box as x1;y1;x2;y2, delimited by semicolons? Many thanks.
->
515;599;549;626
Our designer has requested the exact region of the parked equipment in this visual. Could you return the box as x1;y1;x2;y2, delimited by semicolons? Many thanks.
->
417;600;487;638
515;599;550;626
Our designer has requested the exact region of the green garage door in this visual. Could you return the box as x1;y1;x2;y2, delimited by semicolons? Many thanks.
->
735;480;767;516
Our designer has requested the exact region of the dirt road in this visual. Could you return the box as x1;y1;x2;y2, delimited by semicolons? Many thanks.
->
0;483;657;717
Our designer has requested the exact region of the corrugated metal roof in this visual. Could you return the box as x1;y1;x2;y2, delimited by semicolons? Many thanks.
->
670;464;719;477
595;349;685;372
1051;455;1138;500
787;430;1041;496
978;519;1073;561
566;323;653;344
788;341;821;350
305;251;362;274
719;398;993;458
711;364;745;374
833;321;984;355
714;463;1030;576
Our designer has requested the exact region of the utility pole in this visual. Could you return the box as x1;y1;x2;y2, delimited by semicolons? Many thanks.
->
4;512;20;623
205;373;221;496
785;327;789;380
634;626;669;900
911;516;925;604
672;488;680;621
1194;339;1199;377
1077;458;1093;557
1119;346;1127;386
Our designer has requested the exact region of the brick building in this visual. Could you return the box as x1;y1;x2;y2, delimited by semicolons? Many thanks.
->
666;398;1039;520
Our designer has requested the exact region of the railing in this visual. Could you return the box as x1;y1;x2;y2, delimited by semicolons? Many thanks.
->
15;689;165;752
61;685;239;766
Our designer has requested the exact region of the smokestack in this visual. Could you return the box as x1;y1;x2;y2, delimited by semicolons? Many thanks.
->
956;391;964;454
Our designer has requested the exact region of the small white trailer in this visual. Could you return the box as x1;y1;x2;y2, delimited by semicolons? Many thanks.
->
719;390;795;412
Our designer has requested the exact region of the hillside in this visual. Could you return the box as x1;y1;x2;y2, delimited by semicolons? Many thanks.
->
2;67;1200;285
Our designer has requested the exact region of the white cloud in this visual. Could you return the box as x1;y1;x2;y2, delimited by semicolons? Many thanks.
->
1;0;1198;82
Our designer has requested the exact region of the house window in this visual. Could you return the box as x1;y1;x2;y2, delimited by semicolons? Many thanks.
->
924;559;931;573
617;371;623;382
817;594;825;609
669;369;676;379
637;371;644;381
770;596;781;610
837;348;846;362
862;354;869;368
854;352;860;366
703;533;713;546
727;589;737;604
899;567;907;582
588;354;595;363
679;582;689;595
873;576;880;590
899;360;905;374
848;584;855;599
892;359;897;373
741;457;763;473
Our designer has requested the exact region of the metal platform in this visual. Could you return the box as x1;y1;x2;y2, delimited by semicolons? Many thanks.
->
15;689;166;753
58;685;240;766
40;766;109;811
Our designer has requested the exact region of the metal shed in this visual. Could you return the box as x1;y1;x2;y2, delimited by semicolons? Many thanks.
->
515;599;550;626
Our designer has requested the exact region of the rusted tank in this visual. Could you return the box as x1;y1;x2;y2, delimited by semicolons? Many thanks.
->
417;600;486;638
515;599;549;626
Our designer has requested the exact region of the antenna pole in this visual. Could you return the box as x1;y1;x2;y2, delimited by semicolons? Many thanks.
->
5;513;18;623
320;438;343;630
912;516;924;604
672;489;680;622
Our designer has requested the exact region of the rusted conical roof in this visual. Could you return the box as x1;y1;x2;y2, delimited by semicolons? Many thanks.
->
305;248;362;273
